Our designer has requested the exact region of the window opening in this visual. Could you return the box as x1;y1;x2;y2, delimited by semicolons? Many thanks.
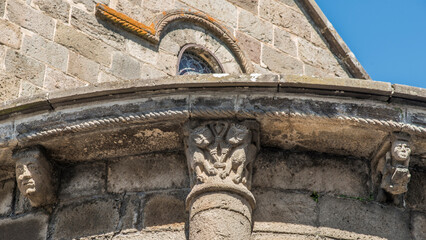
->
177;44;223;75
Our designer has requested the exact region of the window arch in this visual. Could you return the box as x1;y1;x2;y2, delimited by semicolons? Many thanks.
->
177;44;224;75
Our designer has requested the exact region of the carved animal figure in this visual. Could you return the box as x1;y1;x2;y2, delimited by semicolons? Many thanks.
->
221;124;256;184
186;126;216;183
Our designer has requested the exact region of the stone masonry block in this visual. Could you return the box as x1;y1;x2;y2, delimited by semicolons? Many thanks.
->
260;0;311;39
71;6;125;50
109;52;141;80
22;34;69;72
20;81;46;98
238;9;273;43
406;168;426;211
107;153;189;193
319;196;411;240
7;0;55;39
121;194;142;230
53;198;120;239
236;31;260;64
0;45;5;70
298;37;339;69
126;38;158;65
253;189;317;226
0;0;5;18
59;162;106;200
33;0;70;23
181;0;238;28
0;19;22;49
143;192;187;229
0;213;49;240
44;67;88;91
5;49;45;86
113;231;186;240
252;151;369;197
68;51;100;84
227;0;258;15
116;0;144;24
262;44;303;74
274;27;297;57
140;63;168;80
55;22;113;66
73;0;110;12
0;180;14;216
0;73;20;102
412;212;426;240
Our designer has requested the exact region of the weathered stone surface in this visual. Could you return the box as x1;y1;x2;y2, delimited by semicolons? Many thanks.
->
392;83;426;102
262;44;303;74
68;51;100;84
144;193;186;229
33;0;70;23
0;180;14;216
228;0;258;14
0;45;5;70
157;51;178;76
141;64;168;80
0;0;4;17
253;189;317;225
73;0;109;12
319;196;411;240
60;162;106;200
5;49;45;86
253;151;369;197
274;27;297;57
109;52;141;80
53;198;120;239
7;0;55;39
298;37;344;73
55;22;113;66
44;67;88;91
236;31;261;64
260;0;311;39
113;231;186;240
0;213;48;240
14;191;32;215
239;9;273;43
116;0;144;23
126;38;158;65
107;153;189;193
0;73;20;102
0;19;21;49
181;0;238;28
121;194;142;230
252;233;331;240
98;70;122;83
412;212;426;240
71;6;125;49
277;0;301;11
406;168;426;211
20;81;46;98
22;34;69;72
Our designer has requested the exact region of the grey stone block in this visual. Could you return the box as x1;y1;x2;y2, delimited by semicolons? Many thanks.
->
44;67;88;91
228;0;258;15
180;0;238;28
7;0;55;39
121;194;142;230
22;34;69;72
140;63;168;80
319;196;411;240
406;168;426;211
109;52;141;80
73;0;109;12
0;213;48;240
0;0;5;18
33;0;70;23
20;81;46;98
143;192;187;229
59;162;106;200
113;231;186;239
0;19;21;49
274;27;297;57
107;153;189;193
0;180;14;216
5;49;45;86
253;189;318;226
53;198;120;239
298;37;342;71
68;51;100;84
412;212;426;240
238;9;273;43
0;73;20;102
55;22;113;66
236;31;261;64
261;44;303;74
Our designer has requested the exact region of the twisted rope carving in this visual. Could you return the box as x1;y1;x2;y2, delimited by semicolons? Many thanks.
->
95;4;253;73
17;108;425;143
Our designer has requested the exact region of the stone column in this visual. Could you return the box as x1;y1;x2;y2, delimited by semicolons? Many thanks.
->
184;120;259;239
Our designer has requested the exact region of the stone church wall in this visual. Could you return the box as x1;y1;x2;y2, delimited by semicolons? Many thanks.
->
0;0;349;102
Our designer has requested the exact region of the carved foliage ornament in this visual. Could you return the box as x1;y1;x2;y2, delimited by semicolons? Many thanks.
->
185;121;259;189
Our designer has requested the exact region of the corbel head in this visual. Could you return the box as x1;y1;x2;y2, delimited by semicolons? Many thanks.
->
13;146;57;207
391;133;412;164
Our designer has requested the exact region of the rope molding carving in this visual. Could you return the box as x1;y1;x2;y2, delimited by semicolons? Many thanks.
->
17;108;426;143
95;4;253;73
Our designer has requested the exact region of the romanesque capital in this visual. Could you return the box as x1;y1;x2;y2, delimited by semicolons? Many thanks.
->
374;133;412;206
13;146;57;207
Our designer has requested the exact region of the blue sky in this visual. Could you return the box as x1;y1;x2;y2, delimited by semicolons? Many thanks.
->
316;0;426;88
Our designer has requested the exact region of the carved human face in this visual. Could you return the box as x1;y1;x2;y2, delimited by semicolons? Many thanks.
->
192;127;213;147
392;140;411;162
16;156;53;205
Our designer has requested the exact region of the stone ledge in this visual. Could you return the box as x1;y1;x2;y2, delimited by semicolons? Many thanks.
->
392;84;426;102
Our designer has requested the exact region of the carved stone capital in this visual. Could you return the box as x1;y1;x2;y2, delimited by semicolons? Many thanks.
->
372;132;412;205
13;146;57;207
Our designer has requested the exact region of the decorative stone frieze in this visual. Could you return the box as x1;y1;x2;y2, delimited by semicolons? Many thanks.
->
373;133;412;206
13;146;57;207
184;120;259;239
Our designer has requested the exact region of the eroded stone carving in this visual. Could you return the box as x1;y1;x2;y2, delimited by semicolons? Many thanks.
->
185;121;259;188
374;133;412;205
14;147;57;207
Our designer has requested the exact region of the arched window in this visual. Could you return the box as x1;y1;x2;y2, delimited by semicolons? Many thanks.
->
177;44;223;75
